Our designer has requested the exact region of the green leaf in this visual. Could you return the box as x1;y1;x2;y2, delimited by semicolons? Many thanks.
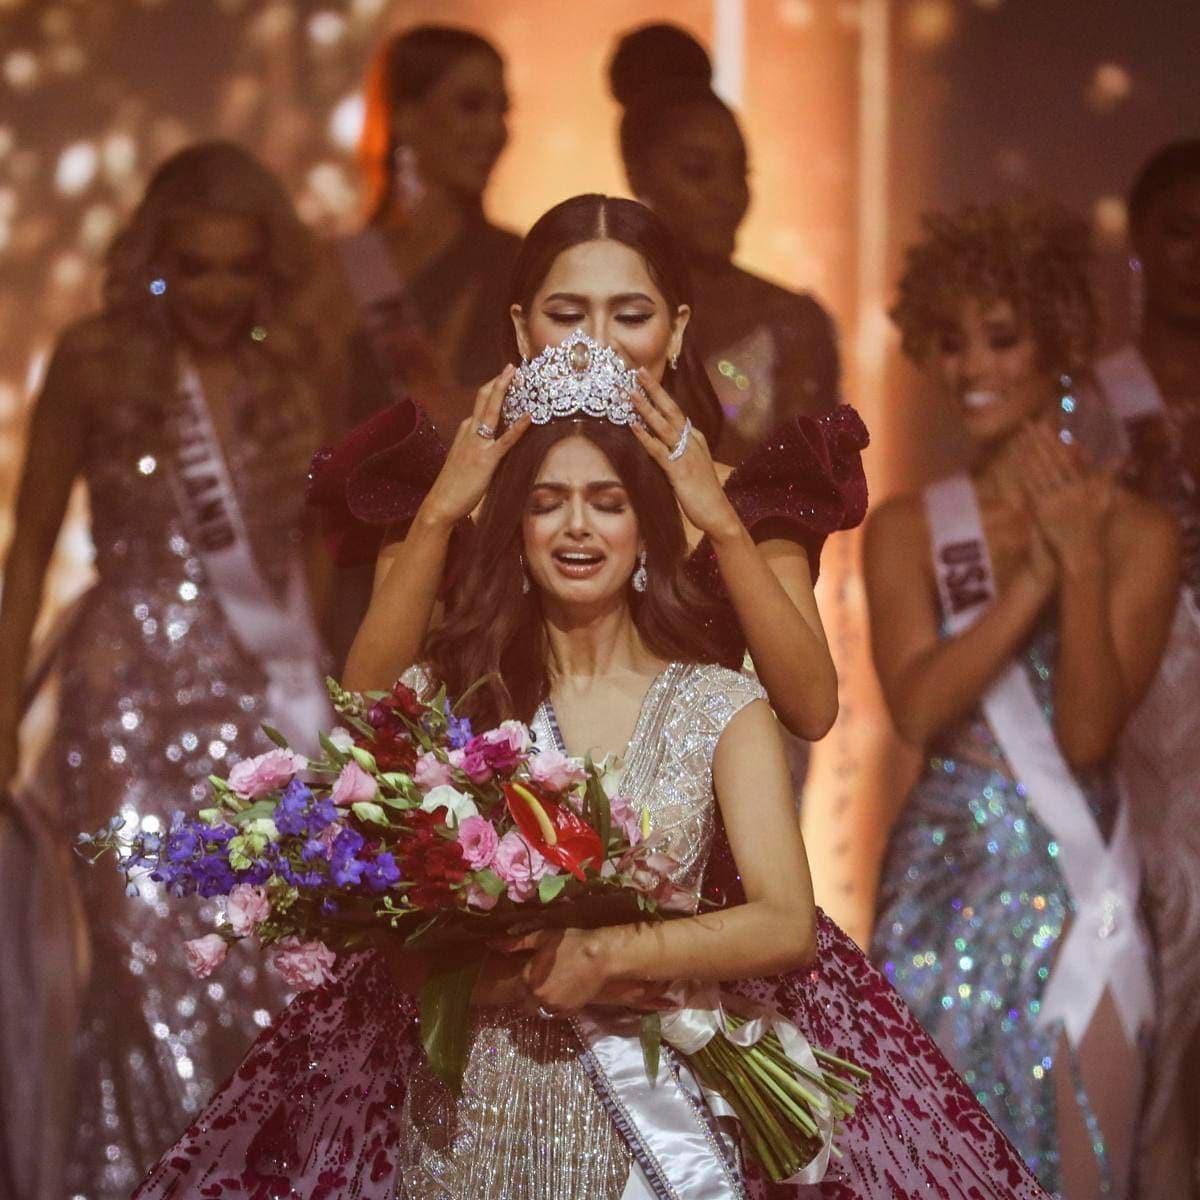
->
538;873;569;903
207;774;232;793
350;745;379;773
319;733;347;764
260;723;290;749
419;957;484;1094
584;766;612;854
473;868;506;898
640;1012;662;1082
231;800;277;826
197;807;223;826
351;801;388;826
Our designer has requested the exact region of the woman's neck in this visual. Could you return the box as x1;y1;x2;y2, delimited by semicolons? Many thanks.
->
541;603;657;687
972;423;1041;511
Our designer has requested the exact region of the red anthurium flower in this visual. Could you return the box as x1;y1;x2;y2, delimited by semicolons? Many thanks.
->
503;782;603;882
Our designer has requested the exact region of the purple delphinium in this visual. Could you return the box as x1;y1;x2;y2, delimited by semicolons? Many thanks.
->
363;851;402;894
445;705;473;751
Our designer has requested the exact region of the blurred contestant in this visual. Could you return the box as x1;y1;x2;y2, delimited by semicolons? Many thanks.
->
865;200;1178;1197
0;143;330;1199
1090;140;1200;1199
608;23;841;462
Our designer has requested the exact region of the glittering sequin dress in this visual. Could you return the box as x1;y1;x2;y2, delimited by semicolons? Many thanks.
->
392;663;760;1198
44;355;320;1197
871;620;1144;1196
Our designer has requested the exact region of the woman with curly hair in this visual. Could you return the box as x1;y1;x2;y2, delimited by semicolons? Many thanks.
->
864;199;1180;1197
0;142;331;1198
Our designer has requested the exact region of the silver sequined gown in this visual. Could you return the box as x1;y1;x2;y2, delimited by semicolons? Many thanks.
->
44;361;319;1197
870;622;1147;1198
393;662;767;1200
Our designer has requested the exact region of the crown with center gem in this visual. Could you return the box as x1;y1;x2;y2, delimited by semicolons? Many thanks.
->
501;329;644;428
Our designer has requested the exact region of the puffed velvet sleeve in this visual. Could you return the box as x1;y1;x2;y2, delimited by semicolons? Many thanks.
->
305;399;449;566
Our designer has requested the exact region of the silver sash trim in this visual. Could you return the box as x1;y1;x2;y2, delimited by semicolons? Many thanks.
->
1095;344;1200;629
924;474;1154;1046
572;984;834;1198
166;363;331;749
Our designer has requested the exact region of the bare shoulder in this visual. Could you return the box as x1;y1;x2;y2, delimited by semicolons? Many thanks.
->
38;313;122;415
864;491;928;556
1109;486;1181;566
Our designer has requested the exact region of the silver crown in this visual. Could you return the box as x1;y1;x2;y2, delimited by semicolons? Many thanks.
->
502;329;644;428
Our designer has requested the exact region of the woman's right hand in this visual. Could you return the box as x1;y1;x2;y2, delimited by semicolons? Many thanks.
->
418;365;531;528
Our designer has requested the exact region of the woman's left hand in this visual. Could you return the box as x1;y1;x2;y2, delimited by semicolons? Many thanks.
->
493;927;616;1017
631;368;743;543
1019;423;1115;569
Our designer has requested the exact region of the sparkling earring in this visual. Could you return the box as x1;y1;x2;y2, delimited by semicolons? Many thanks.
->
669;350;679;370
520;555;531;595
632;548;648;593
1128;255;1145;332
392;143;425;211
1057;373;1077;445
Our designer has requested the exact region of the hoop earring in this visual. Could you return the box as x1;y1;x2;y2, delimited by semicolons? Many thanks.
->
632;547;648;594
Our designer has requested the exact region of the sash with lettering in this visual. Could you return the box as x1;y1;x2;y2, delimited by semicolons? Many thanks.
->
1095;344;1199;629
923;474;1153;1047
165;362;331;748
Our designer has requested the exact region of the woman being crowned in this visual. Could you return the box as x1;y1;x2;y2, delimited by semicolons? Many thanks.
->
136;197;1046;1199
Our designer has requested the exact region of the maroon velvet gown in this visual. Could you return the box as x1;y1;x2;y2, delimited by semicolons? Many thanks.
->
133;402;1048;1199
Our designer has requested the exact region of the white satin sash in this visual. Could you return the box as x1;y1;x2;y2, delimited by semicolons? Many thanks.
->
166;363;331;749
573;984;834;1199
924;475;1154;1047
1095;344;1199;629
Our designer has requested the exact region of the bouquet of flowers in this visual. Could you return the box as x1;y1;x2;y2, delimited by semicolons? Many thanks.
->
79;676;865;1182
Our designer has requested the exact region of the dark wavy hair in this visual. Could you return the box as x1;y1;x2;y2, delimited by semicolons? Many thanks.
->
357;24;504;222
502;193;724;445
423;420;723;728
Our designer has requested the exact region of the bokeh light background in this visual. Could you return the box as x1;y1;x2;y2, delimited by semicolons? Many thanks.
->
1;0;1196;939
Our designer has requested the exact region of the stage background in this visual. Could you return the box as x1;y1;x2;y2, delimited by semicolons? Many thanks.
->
1;0;1196;941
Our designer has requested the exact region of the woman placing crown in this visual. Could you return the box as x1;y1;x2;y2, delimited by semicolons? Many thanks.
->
134;196;1046;1199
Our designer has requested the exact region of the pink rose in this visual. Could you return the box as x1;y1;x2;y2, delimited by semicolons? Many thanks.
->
227;748;308;800
528;749;588;794
492;830;553;902
480;721;531;773
331;760;377;807
183;933;228;979
449;745;493;785
272;936;338;991
414;750;456;792
457;815;499;869
226;883;271;936
609;793;642;845
627;850;696;913
464;881;500;911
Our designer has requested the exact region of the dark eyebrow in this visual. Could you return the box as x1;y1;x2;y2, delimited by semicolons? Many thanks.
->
529;479;627;493
541;292;656;307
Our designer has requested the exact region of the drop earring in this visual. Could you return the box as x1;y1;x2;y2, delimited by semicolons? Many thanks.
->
520;555;531;595
632;547;648;593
